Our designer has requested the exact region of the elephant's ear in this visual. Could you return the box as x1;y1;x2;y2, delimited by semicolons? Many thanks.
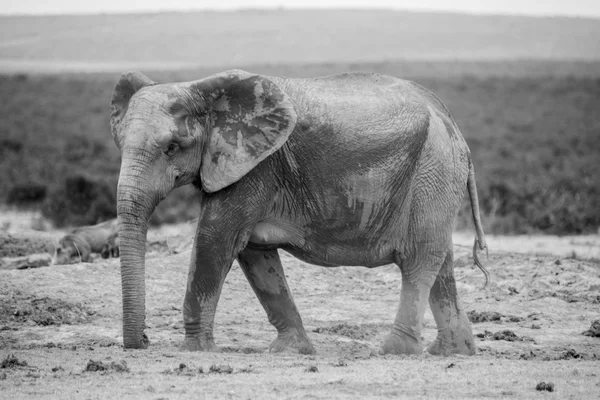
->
190;70;297;193
110;71;156;144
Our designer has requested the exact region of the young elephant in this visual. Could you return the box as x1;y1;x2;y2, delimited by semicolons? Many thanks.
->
51;219;119;265
111;69;488;355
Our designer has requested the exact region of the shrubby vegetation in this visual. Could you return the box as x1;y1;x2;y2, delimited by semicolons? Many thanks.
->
41;174;116;228
0;61;598;234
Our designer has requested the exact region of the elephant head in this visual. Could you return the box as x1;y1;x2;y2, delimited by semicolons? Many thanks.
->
110;70;297;348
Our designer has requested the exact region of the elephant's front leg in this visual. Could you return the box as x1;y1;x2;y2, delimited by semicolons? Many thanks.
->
237;246;315;355
181;236;234;352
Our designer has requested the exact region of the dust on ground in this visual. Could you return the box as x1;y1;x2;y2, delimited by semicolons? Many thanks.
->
1;220;599;398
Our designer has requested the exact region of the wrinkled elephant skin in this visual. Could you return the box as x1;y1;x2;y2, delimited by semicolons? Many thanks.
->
110;69;488;355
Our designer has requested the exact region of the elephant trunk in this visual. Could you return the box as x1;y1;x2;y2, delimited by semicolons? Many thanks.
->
117;162;158;349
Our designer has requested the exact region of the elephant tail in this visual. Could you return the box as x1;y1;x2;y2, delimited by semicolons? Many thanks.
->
467;159;490;286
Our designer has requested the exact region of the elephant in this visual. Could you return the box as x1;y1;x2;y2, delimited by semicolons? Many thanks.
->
51;218;119;265
110;69;488;355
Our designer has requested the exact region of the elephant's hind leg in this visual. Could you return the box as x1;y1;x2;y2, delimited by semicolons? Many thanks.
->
380;246;445;355
427;249;476;356
237;246;315;355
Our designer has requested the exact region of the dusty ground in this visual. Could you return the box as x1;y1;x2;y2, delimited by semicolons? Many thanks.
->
1;221;599;398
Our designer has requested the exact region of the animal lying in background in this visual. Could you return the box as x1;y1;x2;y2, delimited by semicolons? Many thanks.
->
101;232;120;259
51;219;119;265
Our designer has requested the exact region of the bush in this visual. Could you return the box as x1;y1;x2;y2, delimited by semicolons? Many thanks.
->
42;174;116;227
6;184;47;205
63;136;107;163
0;138;23;154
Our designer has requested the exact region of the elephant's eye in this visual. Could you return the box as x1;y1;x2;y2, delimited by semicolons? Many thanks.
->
164;143;177;157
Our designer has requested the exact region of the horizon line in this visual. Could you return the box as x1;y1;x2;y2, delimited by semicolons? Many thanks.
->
1;7;599;20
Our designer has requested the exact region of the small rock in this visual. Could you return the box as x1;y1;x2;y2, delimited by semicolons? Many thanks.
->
446;363;456;369
468;310;503;323
305;365;319;373
110;360;129;373
531;324;541;330
507;315;524;322
493;330;521;342
84;359;129;373
84;360;107;372
51;366;64;372
558;349;582;360
1;354;28;368
508;286;519;295
333;359;347;367
528;313;541;321
536;381;555;392
554;259;561;265
237;365;254;373
582;320;600;338
209;364;233;374
519;351;537;360
476;330;524;342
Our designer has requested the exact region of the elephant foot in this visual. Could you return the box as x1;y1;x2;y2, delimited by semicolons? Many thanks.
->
180;336;220;352
427;329;476;356
123;333;150;350
269;328;316;355
379;327;422;355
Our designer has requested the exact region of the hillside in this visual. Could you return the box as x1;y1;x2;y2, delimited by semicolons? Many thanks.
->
1;10;600;73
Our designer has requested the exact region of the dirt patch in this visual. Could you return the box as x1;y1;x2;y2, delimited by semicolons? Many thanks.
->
476;330;533;342
468;310;503;322
1;225;600;398
84;359;129;373
162;362;202;376
0;292;95;327
536;381;555;392
582;320;600;337
1;354;28;369
209;364;234;374
161;363;246;376
556;348;586;360
468;310;524;323
312;323;389;340
221;346;263;354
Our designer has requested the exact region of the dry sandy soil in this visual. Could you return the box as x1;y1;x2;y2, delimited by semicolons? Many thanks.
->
1;221;599;399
